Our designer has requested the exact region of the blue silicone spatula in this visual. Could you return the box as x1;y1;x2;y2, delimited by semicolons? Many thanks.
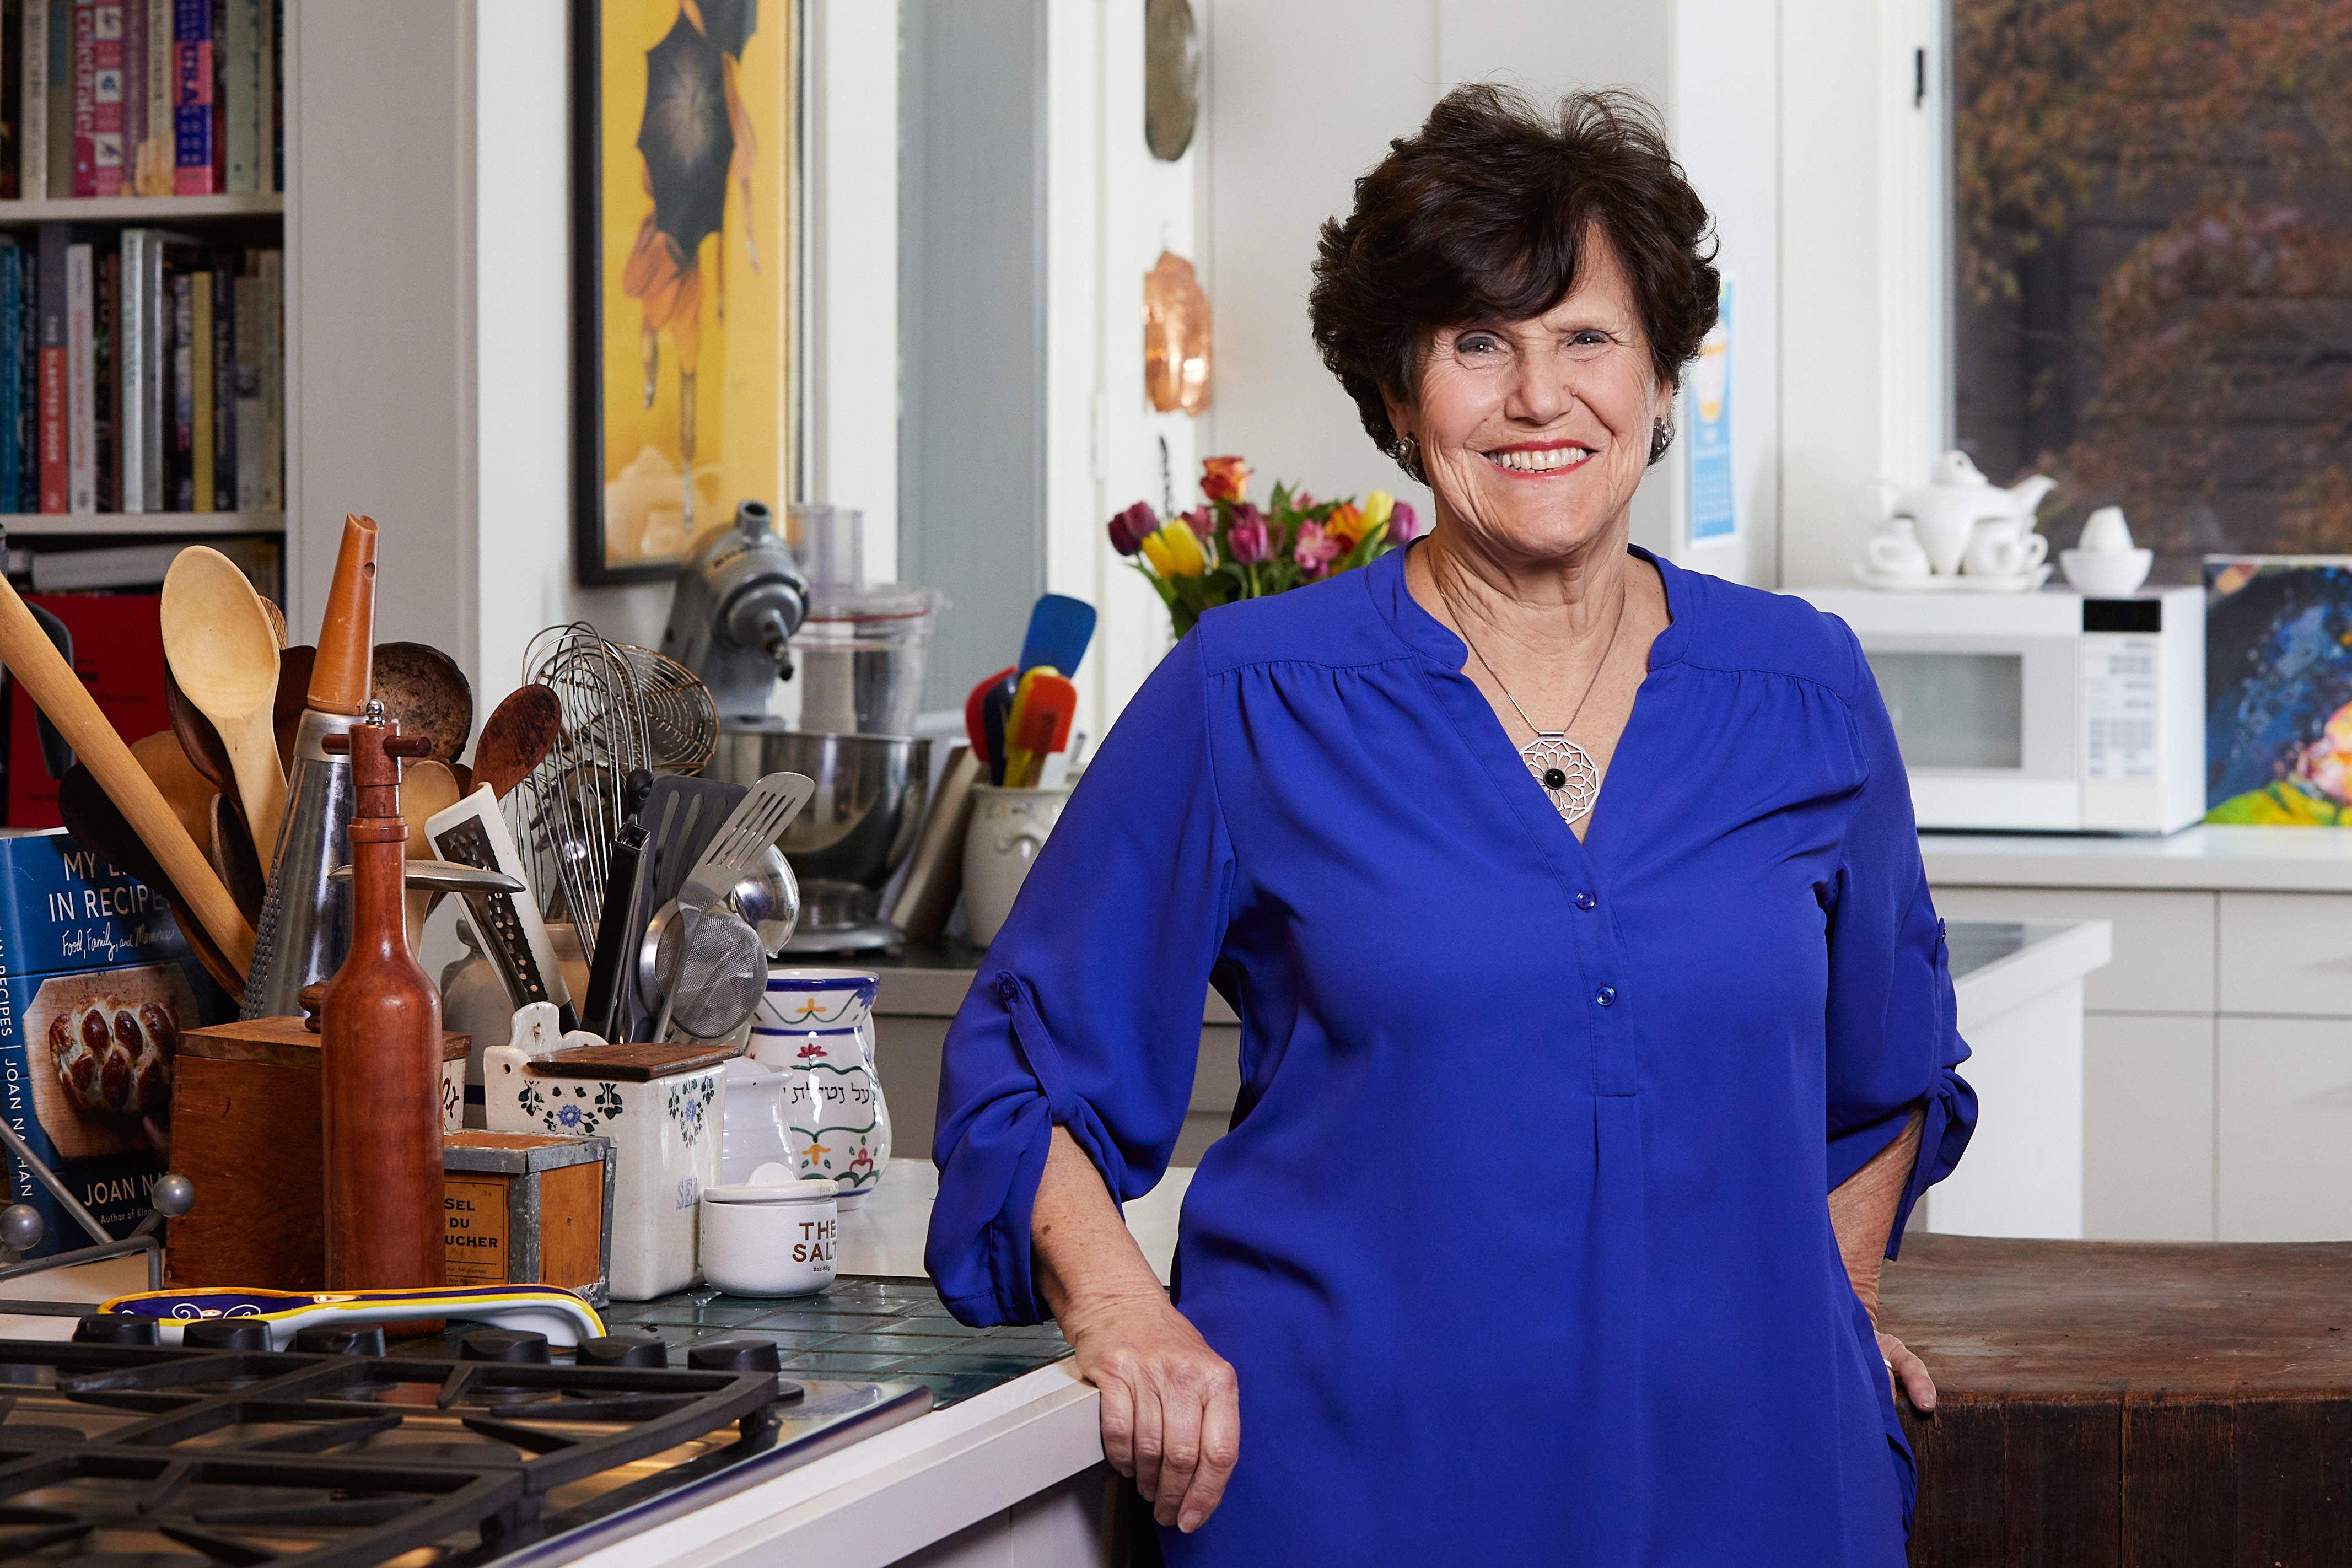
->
1018;595;1098;677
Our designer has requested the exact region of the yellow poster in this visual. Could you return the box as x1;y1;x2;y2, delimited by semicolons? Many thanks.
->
583;0;793;584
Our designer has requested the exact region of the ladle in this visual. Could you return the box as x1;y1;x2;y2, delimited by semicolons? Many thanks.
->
159;549;286;858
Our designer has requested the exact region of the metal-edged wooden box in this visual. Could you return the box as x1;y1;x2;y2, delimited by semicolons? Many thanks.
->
443;1130;615;1306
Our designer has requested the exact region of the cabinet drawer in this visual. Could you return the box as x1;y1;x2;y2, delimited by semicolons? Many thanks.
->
2083;1013;2214;1241
1929;885;2214;1015
2218;1015;2352;1240
2218;892;2352;1016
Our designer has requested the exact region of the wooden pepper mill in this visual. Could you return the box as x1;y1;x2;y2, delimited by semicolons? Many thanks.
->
319;701;445;1292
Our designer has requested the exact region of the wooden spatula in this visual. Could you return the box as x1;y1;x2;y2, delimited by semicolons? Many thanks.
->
160;548;287;860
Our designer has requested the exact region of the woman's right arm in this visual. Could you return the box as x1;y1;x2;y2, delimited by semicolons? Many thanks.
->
1034;1125;1238;1535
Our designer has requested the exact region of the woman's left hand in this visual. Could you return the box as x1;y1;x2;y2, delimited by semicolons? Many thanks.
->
1877;1330;1936;1413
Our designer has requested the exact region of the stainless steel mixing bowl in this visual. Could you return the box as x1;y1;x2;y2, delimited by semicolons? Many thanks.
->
708;726;932;951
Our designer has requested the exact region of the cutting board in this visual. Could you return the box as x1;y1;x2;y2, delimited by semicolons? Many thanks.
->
24;966;196;1160
1885;1233;2352;1566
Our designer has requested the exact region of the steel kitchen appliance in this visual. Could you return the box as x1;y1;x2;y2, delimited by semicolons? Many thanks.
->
1791;585;2205;834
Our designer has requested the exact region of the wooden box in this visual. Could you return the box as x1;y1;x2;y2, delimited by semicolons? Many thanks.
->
165;1016;470;1290
443;1130;613;1305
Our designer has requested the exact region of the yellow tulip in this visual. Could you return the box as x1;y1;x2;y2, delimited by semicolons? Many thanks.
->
1363;491;1395;530
1142;519;1209;577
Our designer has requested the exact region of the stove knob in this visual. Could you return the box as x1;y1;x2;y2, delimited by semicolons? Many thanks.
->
292;1324;389;1357
687;1337;782;1373
182;1319;271;1351
578;1332;669;1368
71;1312;157;1345
460;1328;552;1364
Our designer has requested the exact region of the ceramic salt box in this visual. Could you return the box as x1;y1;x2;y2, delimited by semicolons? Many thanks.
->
751;969;888;1204
481;1005;736;1300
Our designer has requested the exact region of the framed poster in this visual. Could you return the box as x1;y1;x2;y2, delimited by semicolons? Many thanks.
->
572;0;799;586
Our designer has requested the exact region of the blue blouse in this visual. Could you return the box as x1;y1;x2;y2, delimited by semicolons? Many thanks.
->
927;543;1975;1565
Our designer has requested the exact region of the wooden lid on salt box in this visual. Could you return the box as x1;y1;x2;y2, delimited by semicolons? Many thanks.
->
523;1040;741;1081
180;1016;470;1068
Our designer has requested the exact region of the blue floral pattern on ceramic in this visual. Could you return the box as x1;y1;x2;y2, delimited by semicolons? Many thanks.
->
521;1080;625;1139
667;1076;718;1146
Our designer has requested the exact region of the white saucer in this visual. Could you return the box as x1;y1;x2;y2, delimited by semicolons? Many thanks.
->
1850;562;2054;594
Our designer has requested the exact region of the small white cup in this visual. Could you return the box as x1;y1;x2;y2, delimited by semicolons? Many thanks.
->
699;1178;838;1296
1962;516;2049;578
1867;524;1933;578
964;785;1074;946
2077;505;2134;554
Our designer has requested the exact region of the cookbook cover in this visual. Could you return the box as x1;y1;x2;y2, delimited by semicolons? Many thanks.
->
0;828;218;1257
2205;556;2352;824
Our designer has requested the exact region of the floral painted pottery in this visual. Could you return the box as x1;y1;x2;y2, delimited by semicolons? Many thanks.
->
751;969;888;1204
482;1009;738;1300
963;785;1072;946
699;1177;837;1296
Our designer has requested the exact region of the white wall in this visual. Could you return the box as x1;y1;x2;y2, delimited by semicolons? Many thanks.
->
1194;0;1783;592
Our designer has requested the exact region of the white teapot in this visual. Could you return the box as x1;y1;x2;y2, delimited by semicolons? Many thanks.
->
1887;451;2057;575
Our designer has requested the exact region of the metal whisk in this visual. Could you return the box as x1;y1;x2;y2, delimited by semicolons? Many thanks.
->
508;624;651;947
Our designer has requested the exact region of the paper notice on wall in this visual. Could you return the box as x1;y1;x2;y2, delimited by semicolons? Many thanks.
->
1687;277;1734;546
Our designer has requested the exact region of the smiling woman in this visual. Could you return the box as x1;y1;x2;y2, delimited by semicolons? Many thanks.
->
925;83;1977;1567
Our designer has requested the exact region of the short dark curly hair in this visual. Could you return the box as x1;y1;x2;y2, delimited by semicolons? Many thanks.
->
1309;84;1720;463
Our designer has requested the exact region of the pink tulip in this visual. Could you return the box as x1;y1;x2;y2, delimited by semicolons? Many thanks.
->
1294;520;1342;578
1226;503;1272;564
1390;501;1423;543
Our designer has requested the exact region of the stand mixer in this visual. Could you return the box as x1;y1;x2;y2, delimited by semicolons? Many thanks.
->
663;503;942;955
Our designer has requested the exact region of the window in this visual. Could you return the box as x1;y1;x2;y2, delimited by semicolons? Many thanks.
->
1953;3;2352;578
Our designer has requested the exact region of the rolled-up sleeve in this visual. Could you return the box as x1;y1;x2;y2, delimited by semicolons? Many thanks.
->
925;632;1236;1325
1821;624;1978;1258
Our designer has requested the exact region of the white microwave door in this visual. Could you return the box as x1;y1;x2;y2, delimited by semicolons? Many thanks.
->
1856;636;2079;829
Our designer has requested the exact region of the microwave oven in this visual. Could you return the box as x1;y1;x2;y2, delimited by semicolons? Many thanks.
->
1790;586;2205;834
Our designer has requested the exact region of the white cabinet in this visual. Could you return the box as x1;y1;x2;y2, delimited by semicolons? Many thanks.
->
2082;1013;2214;1241
2218;1015;2352;1241
2217;892;2352;1016
1931;886;2213;1015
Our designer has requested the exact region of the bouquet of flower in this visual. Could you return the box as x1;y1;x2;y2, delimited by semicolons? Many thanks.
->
1108;456;1422;638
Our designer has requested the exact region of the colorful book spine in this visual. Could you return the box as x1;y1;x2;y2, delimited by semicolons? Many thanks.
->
36;225;64;514
118;0;143;196
137;232;160;509
64;240;89;511
2;0;23;201
66;0;87;194
255;244;276;508
90;0;119;195
95;245;114;510
19;0;44;200
168;0;203;195
187;265;207;510
207;250;225;509
218;0;246;192
169;267;187;509
2;246;22;513
18;251;34;512
116;228;142;509
137;0;163;193
230;267;253;507
46;0;69;200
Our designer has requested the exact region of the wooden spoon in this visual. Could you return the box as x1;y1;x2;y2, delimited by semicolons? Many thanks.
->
131;730;219;856
160;548;287;862
473;683;562;800
373;642;473;764
273;644;316;775
400;758;461;941
260;595;287;648
164;666;235;796
56;765;243;995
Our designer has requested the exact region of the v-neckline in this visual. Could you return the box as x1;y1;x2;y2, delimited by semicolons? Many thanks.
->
1373;541;1688;860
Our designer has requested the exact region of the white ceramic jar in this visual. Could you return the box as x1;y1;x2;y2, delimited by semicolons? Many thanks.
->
751;969;888;1204
962;784;1073;946
718;1052;796;1187
698;1177;838;1296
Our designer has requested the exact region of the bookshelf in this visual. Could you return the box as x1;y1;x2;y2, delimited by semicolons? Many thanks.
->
1;509;283;537
0;195;285;224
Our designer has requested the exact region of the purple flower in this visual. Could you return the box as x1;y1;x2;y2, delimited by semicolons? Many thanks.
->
1226;503;1272;564
1294;520;1342;578
1388;502;1423;543
1107;500;1158;556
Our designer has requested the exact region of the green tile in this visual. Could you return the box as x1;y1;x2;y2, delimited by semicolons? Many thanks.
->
912;1373;1006;1408
628;1302;777;1326
703;1328;849;1351
778;1351;923;1376
902;1351;1068;1377
820;1334;971;1356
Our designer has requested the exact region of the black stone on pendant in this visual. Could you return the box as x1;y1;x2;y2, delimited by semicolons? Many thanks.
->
1542;767;1568;791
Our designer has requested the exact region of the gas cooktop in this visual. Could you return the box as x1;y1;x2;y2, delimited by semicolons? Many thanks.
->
0;1316;929;1567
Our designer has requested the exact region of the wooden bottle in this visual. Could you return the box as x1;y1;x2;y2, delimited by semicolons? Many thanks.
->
319;703;444;1291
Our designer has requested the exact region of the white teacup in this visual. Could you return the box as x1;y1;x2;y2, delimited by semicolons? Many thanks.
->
2078;505;2134;554
1962;516;2049;578
1867;523;1933;578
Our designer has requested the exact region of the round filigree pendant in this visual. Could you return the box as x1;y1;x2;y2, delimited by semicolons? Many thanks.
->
1521;731;1600;826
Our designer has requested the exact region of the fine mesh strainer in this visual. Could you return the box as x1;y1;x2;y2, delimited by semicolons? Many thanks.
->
649;904;769;1041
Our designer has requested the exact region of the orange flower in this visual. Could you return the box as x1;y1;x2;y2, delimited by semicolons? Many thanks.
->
1325;500;1366;550
1201;455;1252;503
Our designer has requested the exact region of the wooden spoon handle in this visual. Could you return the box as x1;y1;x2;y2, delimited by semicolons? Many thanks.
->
308;513;378;715
219;719;287;866
0;577;255;973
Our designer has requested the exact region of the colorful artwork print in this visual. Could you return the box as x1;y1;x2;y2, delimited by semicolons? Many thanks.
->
573;0;795;585
2205;557;2352;824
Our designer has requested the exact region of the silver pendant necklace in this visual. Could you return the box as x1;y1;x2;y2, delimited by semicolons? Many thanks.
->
1440;576;1627;827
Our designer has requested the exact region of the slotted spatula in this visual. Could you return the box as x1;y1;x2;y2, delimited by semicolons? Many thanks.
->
679;772;815;912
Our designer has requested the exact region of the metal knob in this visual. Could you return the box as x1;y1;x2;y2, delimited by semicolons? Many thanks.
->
0;1204;43;1253
150;1174;195;1219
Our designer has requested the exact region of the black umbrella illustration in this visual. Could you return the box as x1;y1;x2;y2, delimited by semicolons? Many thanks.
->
638;14;733;263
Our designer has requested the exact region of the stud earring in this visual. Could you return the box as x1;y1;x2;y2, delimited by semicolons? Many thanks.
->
1391;433;1426;484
